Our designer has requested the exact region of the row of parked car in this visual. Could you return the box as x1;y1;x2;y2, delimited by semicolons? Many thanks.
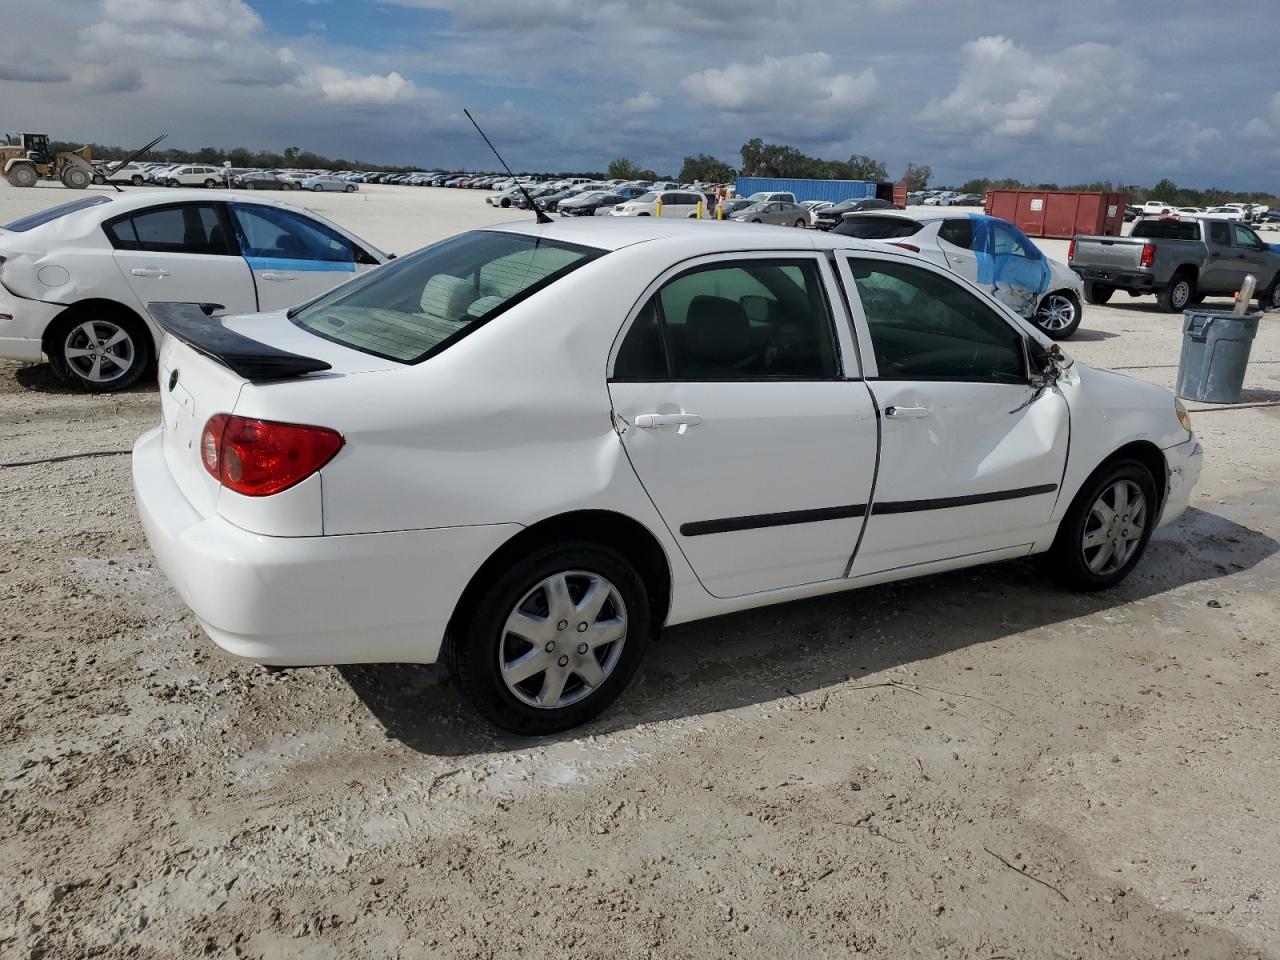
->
93;162;362;193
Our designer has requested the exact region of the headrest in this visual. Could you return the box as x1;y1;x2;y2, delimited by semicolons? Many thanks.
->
684;295;748;362
419;274;472;323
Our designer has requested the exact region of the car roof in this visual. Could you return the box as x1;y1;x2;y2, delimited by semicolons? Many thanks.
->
840;208;961;223
482;215;896;255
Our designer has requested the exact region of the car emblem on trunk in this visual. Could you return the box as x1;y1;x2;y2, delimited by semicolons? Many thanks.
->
168;369;179;392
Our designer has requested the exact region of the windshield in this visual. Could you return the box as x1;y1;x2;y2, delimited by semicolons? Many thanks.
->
292;230;603;363
633;192;657;203
2;196;112;232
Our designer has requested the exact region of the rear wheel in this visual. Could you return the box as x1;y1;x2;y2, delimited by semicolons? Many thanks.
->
204;178;217;188
1082;280;1113;305
61;166;91;189
7;164;38;187
794;219;806;228
447;543;651;734
1157;274;1196;312
1041;459;1158;591
47;308;152;392
345;184;356;193
245;181;256;189
1033;291;1082;339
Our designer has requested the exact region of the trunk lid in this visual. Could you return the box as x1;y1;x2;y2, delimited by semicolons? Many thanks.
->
1073;236;1145;269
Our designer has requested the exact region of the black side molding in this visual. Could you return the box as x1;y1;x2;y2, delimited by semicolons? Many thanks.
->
147;302;331;382
871;484;1058;515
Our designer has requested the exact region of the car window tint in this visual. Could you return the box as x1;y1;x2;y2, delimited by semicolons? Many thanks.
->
123;204;231;255
232;204;353;263
4;195;111;232
1209;222;1231;245
292;231;600;364
849;259;1026;384
937;218;974;249
613;299;668;379
1132;219;1199;241
834;216;922;240
1233;224;1263;249
651;259;838;380
992;222;1034;258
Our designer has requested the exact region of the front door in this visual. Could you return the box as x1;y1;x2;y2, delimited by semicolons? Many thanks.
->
228;202;370;311
1232;223;1274;292
1201;220;1241;292
609;254;877;598
835;252;1069;576
106;201;257;317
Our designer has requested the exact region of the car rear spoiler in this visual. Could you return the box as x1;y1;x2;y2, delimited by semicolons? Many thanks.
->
147;302;332;382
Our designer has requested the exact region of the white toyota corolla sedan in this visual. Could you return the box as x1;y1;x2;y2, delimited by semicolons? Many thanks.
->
132;218;1202;734
0;191;385;391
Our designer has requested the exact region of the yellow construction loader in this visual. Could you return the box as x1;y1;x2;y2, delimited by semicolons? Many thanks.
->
2;133;98;188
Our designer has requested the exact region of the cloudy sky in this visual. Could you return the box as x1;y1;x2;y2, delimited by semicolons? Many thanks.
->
4;0;1277;187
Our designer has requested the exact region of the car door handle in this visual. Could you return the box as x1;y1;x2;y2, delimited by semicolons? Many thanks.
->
130;268;169;278
634;413;703;429
884;405;930;419
259;272;295;281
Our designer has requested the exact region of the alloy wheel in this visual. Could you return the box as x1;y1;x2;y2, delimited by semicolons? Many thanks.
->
1081;479;1148;575
63;319;135;385
498;570;628;709
1036;293;1077;332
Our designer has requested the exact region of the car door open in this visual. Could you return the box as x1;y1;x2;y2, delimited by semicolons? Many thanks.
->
835;252;1069;577
608;254;878;598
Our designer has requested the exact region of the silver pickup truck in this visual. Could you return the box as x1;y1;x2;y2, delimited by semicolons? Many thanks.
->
1069;216;1280;312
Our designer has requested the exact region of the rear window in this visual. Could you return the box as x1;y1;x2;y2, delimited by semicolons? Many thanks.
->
2;196;111;232
834;216;922;240
1131;219;1200;241
291;231;602;364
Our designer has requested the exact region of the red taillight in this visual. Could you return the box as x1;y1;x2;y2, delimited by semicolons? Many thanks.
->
200;414;343;497
1068;238;1077;260
1140;242;1156;267
891;242;920;253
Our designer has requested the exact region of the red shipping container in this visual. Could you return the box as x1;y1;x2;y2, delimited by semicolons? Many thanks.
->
984;189;1127;239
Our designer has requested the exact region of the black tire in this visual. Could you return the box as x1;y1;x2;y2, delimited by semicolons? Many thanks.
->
131;175;144;186
245;181;256;189
447;542;652;735
1033;290;1083;339
46;306;152;393
1157;274;1196;312
1189;293;1206;306
1259;275;1280;312
7;165;38;187
500;198;511;208
345;184;355;193
61;166;91;189
285;183;297;191
751;218;762;223
1041;459;1159;591
794;219;806;228
204;178;217;188
1082;281;1113;305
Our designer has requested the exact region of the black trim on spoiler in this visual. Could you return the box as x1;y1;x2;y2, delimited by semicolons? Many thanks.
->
147;302;332;382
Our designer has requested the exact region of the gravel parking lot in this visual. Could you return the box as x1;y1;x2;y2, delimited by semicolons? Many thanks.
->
2;182;1278;960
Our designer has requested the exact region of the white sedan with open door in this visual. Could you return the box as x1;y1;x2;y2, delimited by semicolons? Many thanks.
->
132;218;1202;734
0;191;385;391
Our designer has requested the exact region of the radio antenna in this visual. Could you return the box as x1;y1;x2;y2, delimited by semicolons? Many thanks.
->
464;109;552;225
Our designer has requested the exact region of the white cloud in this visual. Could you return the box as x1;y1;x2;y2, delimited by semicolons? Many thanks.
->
101;0;263;36
919;35;1139;142
1244;91;1280;140
682;52;878;115
304;67;420;105
622;91;659;111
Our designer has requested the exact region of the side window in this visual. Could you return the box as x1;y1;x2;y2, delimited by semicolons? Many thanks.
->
1209;221;1231;246
110;204;232;255
1233;224;1263;250
937;218;974;249
849;259;1027;384
992;222;1036;259
613;259;838;381
231;204;354;263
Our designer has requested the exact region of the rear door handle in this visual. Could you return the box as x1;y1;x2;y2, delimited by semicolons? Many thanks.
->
130;268;169;278
259;271;295;281
884;405;930;420
634;413;703;429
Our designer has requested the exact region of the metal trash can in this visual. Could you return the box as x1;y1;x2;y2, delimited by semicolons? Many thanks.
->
1175;309;1262;403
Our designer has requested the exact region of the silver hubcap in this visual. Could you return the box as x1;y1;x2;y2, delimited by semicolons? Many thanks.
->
1082;479;1148;575
1172;281;1190;308
499;570;627;710
1037;294;1077;331
64;320;134;383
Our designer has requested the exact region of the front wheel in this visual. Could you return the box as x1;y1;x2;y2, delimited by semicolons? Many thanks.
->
345;184;355;193
1041;460;1158;591
61;166;92;189
1157;275;1196;312
47;310;152;392
447;543;651;734
1033;291;1082;339
1259;276;1280;312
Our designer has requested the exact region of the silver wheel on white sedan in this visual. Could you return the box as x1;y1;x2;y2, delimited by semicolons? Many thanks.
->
1036;294;1075;332
498;570;628;709
63;319;136;385
1081;479;1148;575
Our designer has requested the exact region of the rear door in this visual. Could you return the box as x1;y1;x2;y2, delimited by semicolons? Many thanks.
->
608;253;878;598
834;251;1069;576
105;202;257;316
228;202;375;311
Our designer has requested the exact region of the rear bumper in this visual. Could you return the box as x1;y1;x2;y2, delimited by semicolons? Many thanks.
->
0;290;62;361
1159;435;1202;528
1074;266;1156;289
132;426;521;666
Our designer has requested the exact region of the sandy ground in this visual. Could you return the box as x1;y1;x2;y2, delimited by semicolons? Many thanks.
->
1;182;1278;960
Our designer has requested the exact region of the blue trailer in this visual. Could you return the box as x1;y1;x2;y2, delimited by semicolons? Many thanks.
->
734;177;903;206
